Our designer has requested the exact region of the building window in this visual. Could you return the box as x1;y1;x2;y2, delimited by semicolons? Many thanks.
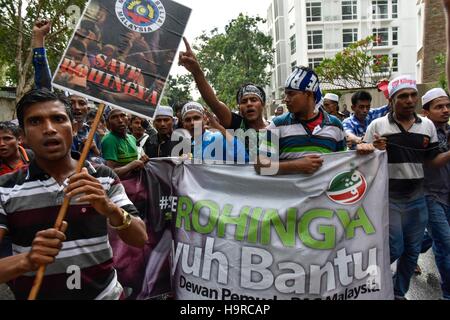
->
290;35;297;55
291;61;297;71
392;0;398;19
289;5;296;29
306;2;322;22
372;0;388;19
392;27;398;45
342;0;357;20
373;28;389;46
343;28;358;47
308;30;323;50
392;53;399;72
308;57;323;69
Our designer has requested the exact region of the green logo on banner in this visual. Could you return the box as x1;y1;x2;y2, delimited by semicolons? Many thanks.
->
327;171;367;205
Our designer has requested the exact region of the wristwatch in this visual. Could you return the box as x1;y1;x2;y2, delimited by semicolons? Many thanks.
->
109;209;132;231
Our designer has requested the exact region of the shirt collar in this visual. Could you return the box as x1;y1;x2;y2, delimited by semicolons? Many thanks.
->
388;112;422;124
26;152;96;181
289;107;330;126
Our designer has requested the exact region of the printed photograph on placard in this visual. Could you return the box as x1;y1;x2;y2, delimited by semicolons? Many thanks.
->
53;0;191;118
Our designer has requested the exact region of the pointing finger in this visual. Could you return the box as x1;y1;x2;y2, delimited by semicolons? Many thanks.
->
183;37;192;52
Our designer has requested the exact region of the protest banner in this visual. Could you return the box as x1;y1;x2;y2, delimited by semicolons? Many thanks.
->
146;151;393;300
52;0;191;118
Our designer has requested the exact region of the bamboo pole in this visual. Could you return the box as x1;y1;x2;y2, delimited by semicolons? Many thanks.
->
28;103;106;300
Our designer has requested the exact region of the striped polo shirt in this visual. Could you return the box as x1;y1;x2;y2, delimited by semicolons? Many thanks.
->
364;113;441;200
261;108;346;160
0;157;139;300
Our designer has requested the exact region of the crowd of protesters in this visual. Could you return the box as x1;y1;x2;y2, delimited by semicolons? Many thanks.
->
0;1;449;300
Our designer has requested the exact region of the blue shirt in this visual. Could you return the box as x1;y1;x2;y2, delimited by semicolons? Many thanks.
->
342;105;390;138
72;123;102;161
33;47;52;90
192;130;249;163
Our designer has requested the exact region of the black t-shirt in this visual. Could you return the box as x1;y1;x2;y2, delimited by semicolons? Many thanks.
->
144;133;178;158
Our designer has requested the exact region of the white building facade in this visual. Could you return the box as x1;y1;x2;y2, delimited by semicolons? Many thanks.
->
267;0;418;104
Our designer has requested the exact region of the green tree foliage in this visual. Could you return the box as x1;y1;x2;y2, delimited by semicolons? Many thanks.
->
435;53;448;91
0;0;86;100
160;74;193;107
194;14;273;108
315;36;392;89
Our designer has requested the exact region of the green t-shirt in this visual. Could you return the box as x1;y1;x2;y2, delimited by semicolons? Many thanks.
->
101;132;138;165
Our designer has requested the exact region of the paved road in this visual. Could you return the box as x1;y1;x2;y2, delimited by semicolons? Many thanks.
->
0;249;443;300
406;249;443;300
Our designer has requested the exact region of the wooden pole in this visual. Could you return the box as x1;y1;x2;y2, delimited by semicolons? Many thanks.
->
28;103;106;300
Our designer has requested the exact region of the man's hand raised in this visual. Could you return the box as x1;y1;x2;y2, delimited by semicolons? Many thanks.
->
33;20;51;48
178;37;202;76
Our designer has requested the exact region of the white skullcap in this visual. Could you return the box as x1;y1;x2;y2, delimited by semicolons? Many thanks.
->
324;93;339;103
153;105;173;119
388;75;417;99
181;102;204;119
422;88;448;106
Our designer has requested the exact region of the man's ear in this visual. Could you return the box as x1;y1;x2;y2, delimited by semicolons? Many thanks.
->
422;109;430;117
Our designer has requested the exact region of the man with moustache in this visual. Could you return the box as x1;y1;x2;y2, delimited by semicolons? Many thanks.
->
343;91;390;149
70;95;102;160
322;93;345;121
129;115;150;158
144;106;177;158
256;66;374;175
421;88;450;300
102;109;149;179
179;38;268;160
365;76;450;300
0;89;147;299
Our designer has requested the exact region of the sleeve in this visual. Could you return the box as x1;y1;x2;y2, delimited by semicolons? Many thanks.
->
425;123;442;160
259;126;278;158
335;125;347;152
342;118;356;135
0;198;8;232
329;117;347;152
101;136;119;162
229;113;245;130
33;48;52;90
367;105;390;122
364;121;377;143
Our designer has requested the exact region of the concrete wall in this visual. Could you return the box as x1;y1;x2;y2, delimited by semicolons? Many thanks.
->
0;98;16;122
421;0;447;83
